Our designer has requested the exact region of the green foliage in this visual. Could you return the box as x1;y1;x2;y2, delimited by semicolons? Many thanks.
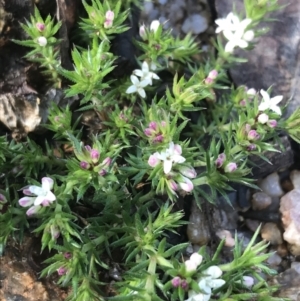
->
1;0;297;301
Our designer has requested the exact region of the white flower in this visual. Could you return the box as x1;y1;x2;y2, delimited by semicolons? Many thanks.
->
223;25;254;53
126;75;151;98
150;20;160;32
190;253;203;266
185;291;210;301
19;177;56;216
156;142;186;174
37;36;47;47
259;89;283;115
20;177;56;206
198;266;226;295
215;12;241;34
258;113;269;124
133;61;160;85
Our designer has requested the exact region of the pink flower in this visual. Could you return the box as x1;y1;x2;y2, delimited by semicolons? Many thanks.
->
144;128;154;137
148;152;160;167
247;144;256;151
181;279;189;290
247;130;260;141
139;24;146;39
64;252;72;259
208;70;218;79
90;149;100;163
224;162;237;173
57;267;67;276
36;22;45;32
178;166;197;178
171;276;182;288
80;161;90;170
105;10;114;21
148;121;157;130
215;153;226;168
267;119;277;128
178;176;194;192
153;134;164;143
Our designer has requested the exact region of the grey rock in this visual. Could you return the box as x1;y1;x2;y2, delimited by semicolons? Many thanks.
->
251;192;272;210
258;172;284;198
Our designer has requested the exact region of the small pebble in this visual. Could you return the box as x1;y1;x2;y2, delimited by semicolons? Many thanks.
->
258;172;284;198
251;192;272;210
277;243;289;257
267;252;282;267
245;219;261;232
216;229;235;247
261;222;283;245
182;14;208;34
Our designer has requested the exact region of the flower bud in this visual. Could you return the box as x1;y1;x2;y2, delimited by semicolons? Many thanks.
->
36;22;45;32
57;267;67;276
144;128;155;137
64;252;72;259
247;144;256;151
0;194;7;203
244;30;254;41
105;10;114;21
224;162;237;173
208;69;218;80
247;129;260;141
246;88;256;96
178;166;197;179
139;24;146;39
258;113;269;124
37;36;47;47
104;19;113;29
102;157;112;168
215;153;226;168
99;169;107;176
267;119;277;128
190;253;203;267
85;145;92;152
242;276;254;288
153;134;164;143
80;161;90;170
150;20;160;32
184;259;197;272
178;177;194;192
205;77;213;84
181;280;189;290
148;121;157;130
239;99;246;106
169;180;178;191
148;153;160;167
90;149;100;163
50;225;60;240
171;276;181;288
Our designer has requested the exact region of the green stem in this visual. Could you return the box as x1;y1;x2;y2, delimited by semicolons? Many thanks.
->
138;190;156;204
230;145;243;155
145;256;157;293
192;176;208;186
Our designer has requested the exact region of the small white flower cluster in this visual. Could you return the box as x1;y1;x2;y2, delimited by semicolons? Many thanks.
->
19;177;56;216
148;142;197;193
257;89;282;128
126;61;160;98
215;12;254;53
184;253;225;301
